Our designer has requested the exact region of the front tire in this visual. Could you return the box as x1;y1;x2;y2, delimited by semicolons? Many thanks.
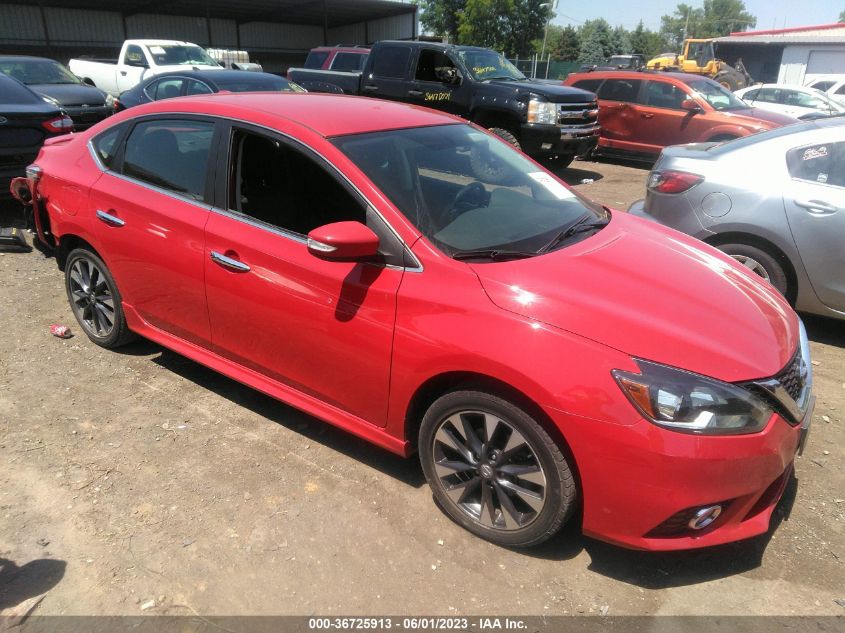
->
716;243;789;297
65;248;135;348
419;390;577;547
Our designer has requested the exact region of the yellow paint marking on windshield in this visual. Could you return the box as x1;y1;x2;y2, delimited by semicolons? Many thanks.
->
473;66;497;75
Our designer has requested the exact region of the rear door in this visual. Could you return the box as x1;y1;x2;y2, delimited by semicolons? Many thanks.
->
361;43;414;101
783;139;845;311
87;116;218;345
594;77;644;151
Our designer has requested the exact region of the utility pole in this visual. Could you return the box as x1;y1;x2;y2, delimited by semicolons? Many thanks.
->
539;0;558;66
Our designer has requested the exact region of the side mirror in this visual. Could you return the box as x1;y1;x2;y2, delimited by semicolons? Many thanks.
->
307;221;380;261
681;99;702;113
435;67;460;85
126;58;149;69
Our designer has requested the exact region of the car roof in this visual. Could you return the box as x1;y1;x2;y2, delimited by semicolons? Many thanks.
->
144;69;285;83
128;92;462;137
569;69;692;82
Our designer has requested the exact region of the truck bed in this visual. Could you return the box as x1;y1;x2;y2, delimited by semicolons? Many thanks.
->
287;68;362;95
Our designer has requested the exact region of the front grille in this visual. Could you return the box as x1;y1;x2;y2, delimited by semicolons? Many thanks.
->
775;351;806;402
743;348;810;426
557;101;598;127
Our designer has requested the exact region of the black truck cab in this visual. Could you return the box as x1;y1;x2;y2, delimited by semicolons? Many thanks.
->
289;41;599;169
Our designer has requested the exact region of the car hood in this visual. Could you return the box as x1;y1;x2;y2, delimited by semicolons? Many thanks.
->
489;79;596;103
30;83;108;107
470;212;798;382
723;107;798;127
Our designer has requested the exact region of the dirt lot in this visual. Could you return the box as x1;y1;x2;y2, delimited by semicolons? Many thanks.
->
1;158;843;618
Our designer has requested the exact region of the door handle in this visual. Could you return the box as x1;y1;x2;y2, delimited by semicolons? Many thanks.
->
96;209;125;227
641;113;654;119
210;250;251;273
604;104;623;111
120;70;127;76
408;89;423;97
362;85;379;92
794;199;838;214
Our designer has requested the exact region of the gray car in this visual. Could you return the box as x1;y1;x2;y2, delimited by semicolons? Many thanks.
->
629;117;845;320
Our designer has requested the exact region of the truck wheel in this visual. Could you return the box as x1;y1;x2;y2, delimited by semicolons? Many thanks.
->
714;70;742;91
419;390;577;548
470;127;520;184
715;243;789;297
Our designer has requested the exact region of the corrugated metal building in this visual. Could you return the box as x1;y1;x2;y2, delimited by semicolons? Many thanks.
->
715;23;845;85
0;0;418;72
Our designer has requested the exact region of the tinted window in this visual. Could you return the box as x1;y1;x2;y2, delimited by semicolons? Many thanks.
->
787;141;845;188
148;78;184;100
229;129;365;236
372;45;412;79
572;79;603;93
304;51;329;69
0;76;41;104
597;78;643;103
644;81;688;109
185;79;213;95
92;126;122;169
756;88;780;103
836;85;845;95
122;119;214;200
810;81;834;91
124;45;147;66
415;49;457;83
331;52;367;72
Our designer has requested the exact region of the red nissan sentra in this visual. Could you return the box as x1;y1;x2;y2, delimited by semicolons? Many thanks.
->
13;93;814;551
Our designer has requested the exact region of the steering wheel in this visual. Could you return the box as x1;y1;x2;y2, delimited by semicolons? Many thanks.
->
447;181;490;219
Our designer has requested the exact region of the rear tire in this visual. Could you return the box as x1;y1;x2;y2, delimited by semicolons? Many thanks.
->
715;243;789;297
419;390;577;548
469;127;521;184
714;70;742;91
65;248;135;348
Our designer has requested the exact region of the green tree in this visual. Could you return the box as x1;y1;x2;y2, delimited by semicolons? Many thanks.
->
612;26;632;54
839;9;845;21
416;0;466;42
551;25;581;60
458;0;551;55
578;18;614;60
660;0;756;48
631;20;670;59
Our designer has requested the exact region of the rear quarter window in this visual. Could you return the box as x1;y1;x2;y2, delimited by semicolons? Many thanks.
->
597;78;643;103
91;126;124;169
331;52;367;72
304;51;329;69
787;142;845;188
572;78;603;93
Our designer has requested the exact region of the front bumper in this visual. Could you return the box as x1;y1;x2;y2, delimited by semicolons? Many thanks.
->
520;122;600;158
552;406;807;551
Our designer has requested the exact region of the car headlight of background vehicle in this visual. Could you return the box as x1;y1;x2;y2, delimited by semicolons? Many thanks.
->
527;99;557;125
612;360;773;435
104;93;115;108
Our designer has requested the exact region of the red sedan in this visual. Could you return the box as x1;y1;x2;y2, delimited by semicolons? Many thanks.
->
14;93;813;550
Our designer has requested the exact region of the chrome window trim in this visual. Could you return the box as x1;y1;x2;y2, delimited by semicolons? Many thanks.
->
86;113;424;272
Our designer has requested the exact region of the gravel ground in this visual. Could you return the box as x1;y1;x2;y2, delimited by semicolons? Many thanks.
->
0;158;843;618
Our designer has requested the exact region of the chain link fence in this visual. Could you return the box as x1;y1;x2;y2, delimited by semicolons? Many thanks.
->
508;56;581;80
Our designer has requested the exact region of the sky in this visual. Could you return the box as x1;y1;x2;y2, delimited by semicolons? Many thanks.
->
548;0;842;32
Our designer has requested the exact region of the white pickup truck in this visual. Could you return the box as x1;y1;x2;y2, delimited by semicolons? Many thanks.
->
69;39;224;96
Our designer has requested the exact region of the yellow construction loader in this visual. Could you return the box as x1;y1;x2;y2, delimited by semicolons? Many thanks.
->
647;39;753;90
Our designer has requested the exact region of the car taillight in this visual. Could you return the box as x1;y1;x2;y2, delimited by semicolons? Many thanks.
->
42;115;74;134
647;170;703;194
113;99;123;112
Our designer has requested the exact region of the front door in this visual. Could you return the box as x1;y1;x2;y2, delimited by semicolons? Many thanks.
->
784;140;845;312
204;125;407;425
595;78;644;151
406;48;468;116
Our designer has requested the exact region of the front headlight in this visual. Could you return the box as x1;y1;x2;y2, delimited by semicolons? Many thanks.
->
527;99;557;125
612;360;773;435
104;93;115;108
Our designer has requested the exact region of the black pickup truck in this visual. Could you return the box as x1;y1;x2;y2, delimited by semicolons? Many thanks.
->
288;41;599;169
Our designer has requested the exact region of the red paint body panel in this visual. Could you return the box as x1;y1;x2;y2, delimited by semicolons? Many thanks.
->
29;93;808;551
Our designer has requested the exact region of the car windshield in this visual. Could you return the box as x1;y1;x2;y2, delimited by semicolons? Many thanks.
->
457;50;525;81
685;78;748;111
0;59;81;85
332;124;608;259
149;45;219;67
214;77;306;92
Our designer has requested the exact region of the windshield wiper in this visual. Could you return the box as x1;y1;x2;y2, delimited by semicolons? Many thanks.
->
452;249;536;261
537;215;609;253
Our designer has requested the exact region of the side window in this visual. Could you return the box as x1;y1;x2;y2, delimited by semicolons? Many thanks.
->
331;53;367;72
92;126;123;169
414;49;457;83
597;78;643;103
836;85;845;96
371;46;412;79
644;81;688;109
124;45;147;67
148;78;184;100
572;79;603;94
185;79;213;95
757;88;779;103
228;129;366;236
811;81;834;91
786;142;845;188
122;119;214;200
742;88;759;101
304;51;329;69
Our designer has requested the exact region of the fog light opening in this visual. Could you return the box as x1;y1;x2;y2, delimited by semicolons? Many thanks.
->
689;505;722;530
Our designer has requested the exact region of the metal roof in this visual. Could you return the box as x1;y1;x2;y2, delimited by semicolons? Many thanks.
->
27;0;416;27
717;35;845;45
